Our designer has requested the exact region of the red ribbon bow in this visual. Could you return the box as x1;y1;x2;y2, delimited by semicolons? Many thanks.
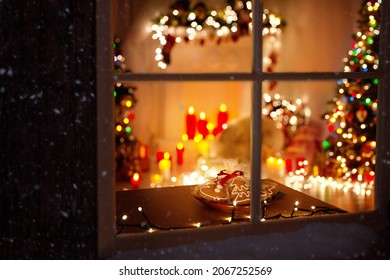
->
217;170;244;185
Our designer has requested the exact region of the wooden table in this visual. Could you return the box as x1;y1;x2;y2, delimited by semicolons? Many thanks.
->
116;179;346;234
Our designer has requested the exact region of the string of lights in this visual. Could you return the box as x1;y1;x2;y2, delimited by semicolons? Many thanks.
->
116;199;346;234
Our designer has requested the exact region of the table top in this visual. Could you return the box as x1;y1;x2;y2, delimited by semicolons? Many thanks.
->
116;179;346;234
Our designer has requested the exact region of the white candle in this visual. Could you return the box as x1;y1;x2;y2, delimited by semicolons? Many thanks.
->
266;156;285;181
158;152;171;180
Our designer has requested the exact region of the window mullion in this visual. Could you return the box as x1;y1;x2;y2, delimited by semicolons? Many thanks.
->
375;0;390;216
250;0;263;223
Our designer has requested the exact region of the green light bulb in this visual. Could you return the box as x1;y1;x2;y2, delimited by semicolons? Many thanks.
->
323;140;330;150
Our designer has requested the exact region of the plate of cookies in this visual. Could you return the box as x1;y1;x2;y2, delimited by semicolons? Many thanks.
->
192;170;280;213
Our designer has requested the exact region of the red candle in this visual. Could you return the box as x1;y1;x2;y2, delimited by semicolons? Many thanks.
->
213;104;228;136
156;150;165;163
156;151;172;165
131;172;141;188
176;142;185;165
186;106;196;140
197;111;209;138
217;103;228;128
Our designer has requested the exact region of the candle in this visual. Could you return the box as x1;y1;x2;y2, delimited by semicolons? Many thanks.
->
186;106;196;140
266;156;285;180
213;104;228;136
158;152;171;180
182;133;189;142
176;142;185;165
150;173;162;186
131;172;141;188
217;103;228;128
138;144;150;171
155;150;165;163
197;111;209;138
138;144;148;159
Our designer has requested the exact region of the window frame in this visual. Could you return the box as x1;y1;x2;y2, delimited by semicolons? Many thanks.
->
97;0;390;258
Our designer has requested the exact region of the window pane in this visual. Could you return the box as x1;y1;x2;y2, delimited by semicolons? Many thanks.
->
264;0;363;72
114;80;252;190
114;80;253;234
113;0;284;73
114;0;367;74
262;80;376;213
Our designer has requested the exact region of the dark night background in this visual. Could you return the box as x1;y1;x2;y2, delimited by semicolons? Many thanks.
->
1;1;97;259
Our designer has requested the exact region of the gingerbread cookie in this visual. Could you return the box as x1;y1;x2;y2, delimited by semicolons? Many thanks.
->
225;176;251;205
194;179;229;203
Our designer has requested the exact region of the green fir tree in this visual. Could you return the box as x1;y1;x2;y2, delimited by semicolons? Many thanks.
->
321;0;381;183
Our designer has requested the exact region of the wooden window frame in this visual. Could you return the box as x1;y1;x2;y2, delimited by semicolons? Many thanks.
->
96;0;390;258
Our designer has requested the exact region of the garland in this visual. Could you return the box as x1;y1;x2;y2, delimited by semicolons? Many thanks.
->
151;0;286;69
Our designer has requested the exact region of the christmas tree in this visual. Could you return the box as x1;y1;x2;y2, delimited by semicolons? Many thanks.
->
113;38;144;181
321;0;380;183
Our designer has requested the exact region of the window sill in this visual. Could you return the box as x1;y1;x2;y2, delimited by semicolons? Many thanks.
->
112;210;388;259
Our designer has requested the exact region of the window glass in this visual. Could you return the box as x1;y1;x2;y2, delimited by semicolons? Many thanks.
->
113;0;285;73
265;0;362;72
114;0;363;73
263;80;376;213
114;81;252;190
